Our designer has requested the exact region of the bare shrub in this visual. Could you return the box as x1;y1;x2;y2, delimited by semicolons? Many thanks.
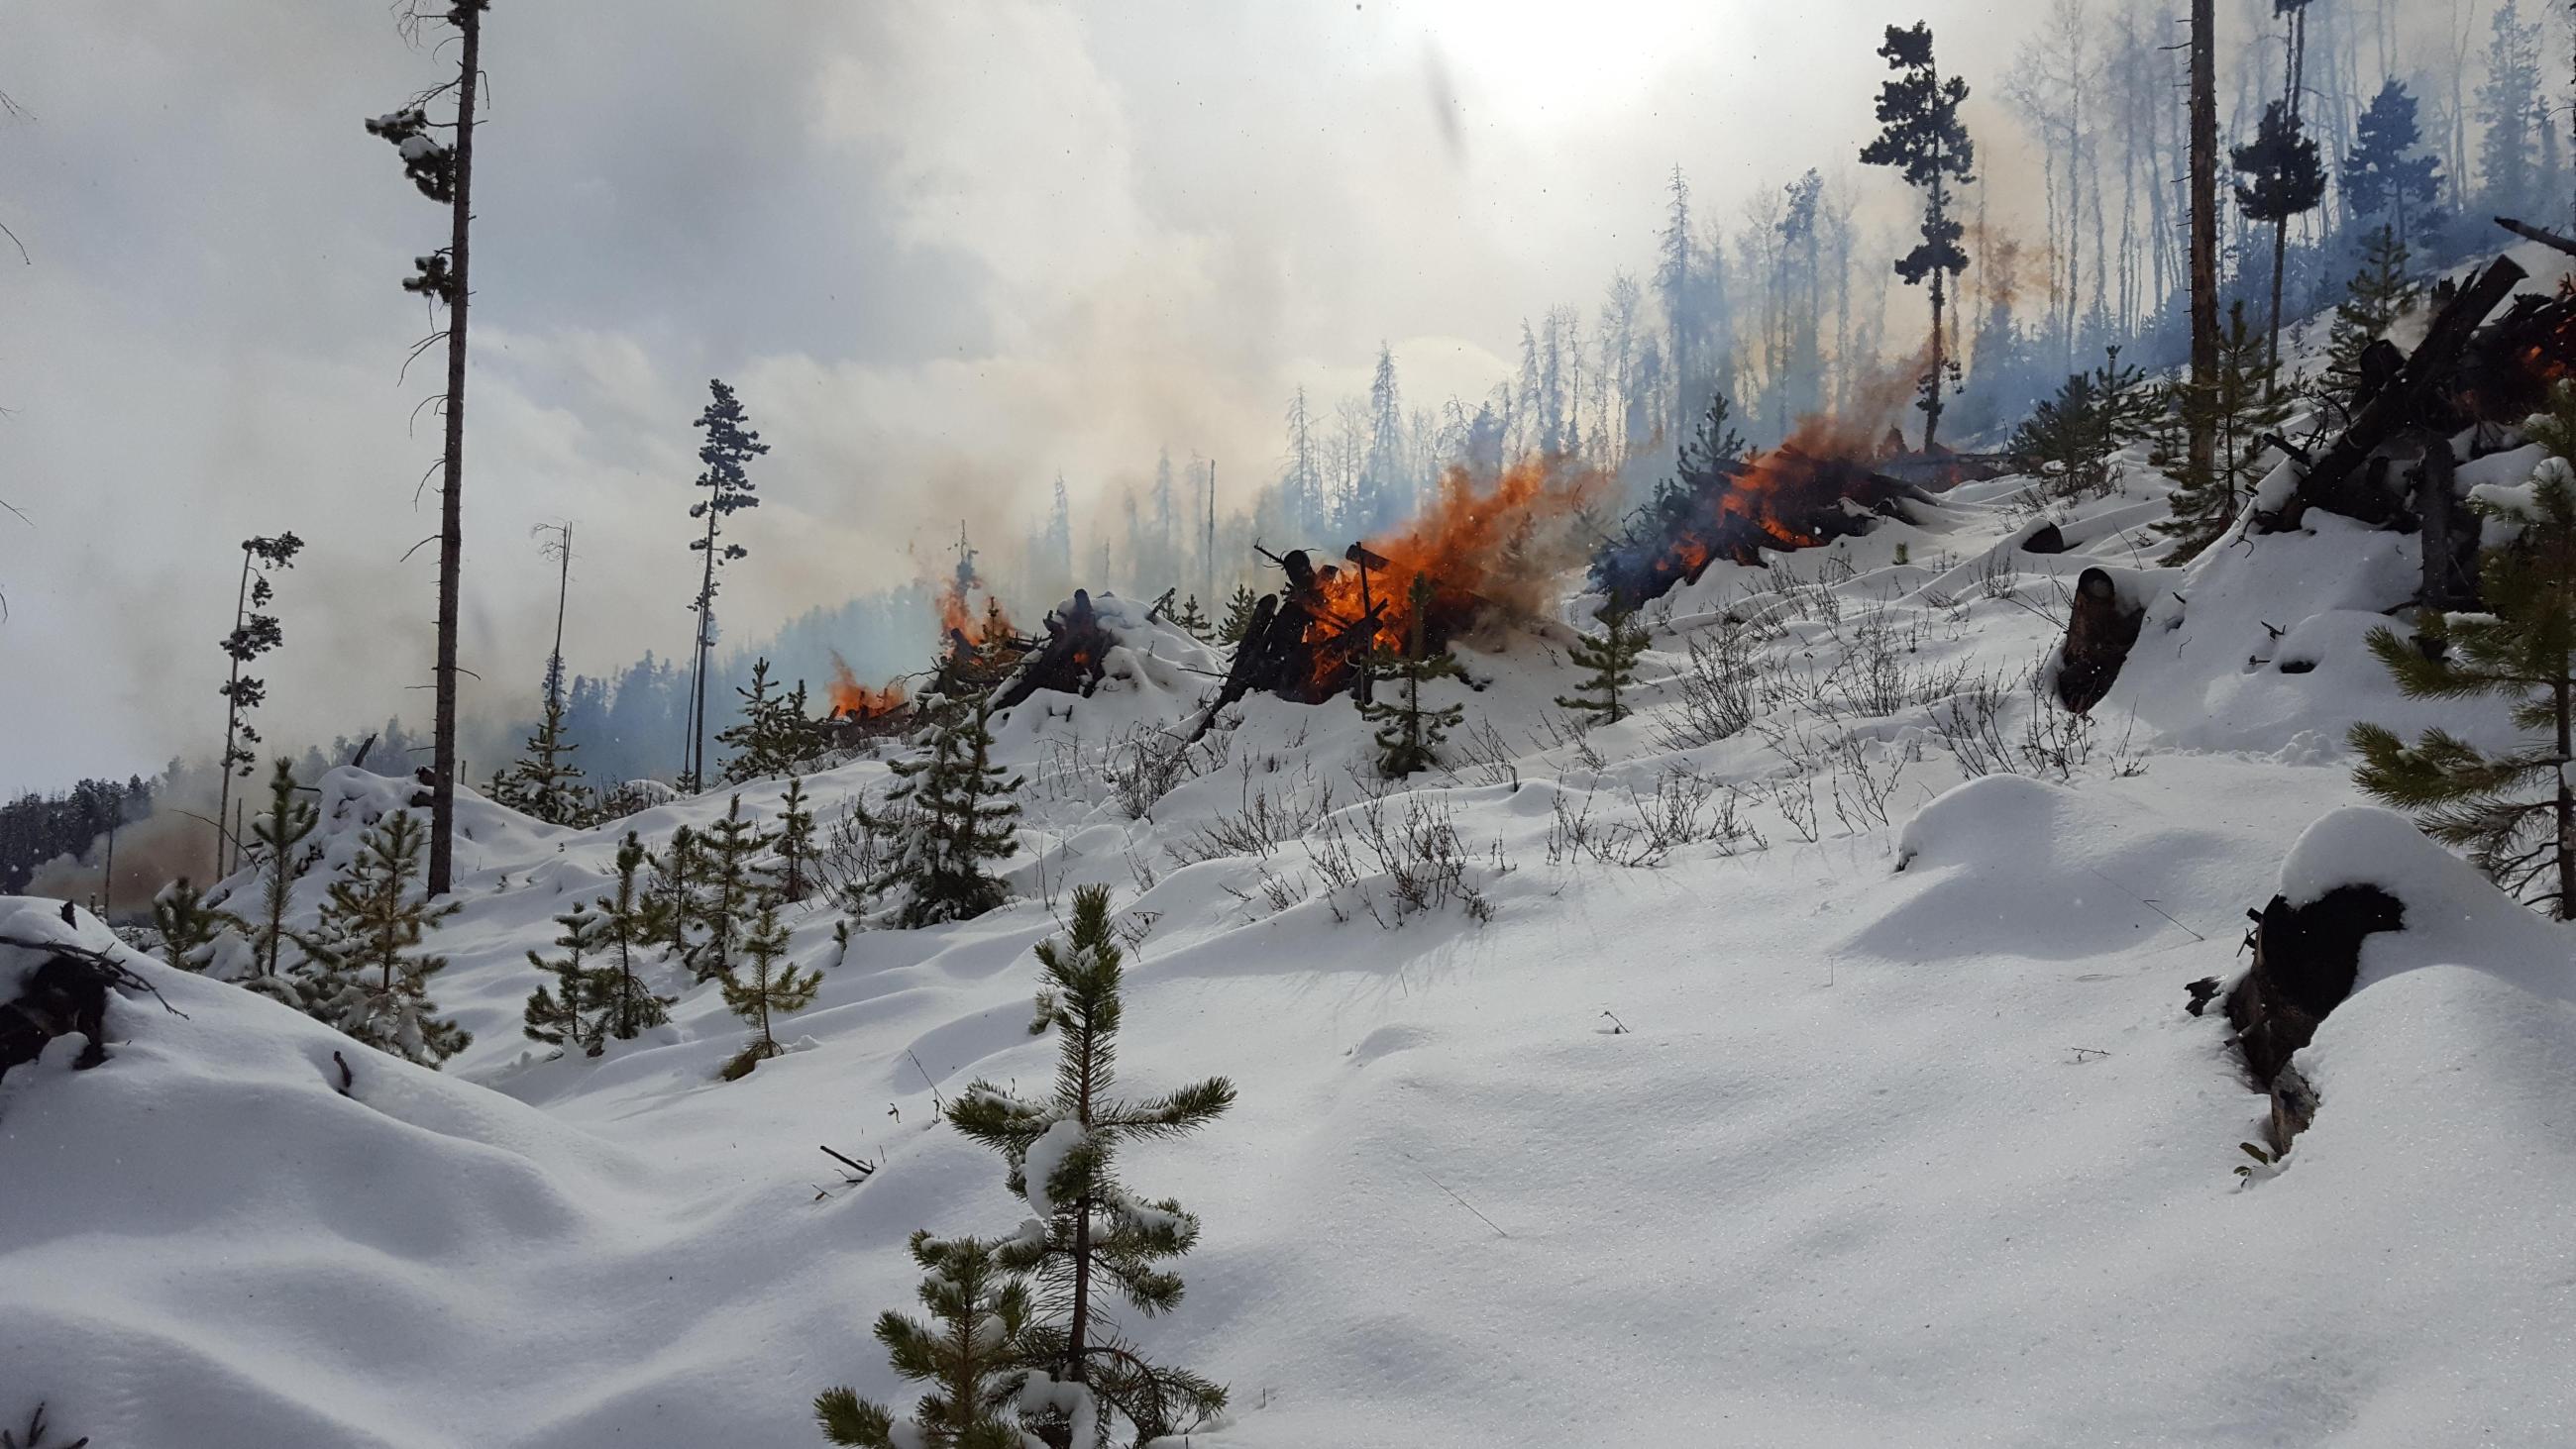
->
1927;670;2017;778
1166;761;1338;867
1657;622;1761;749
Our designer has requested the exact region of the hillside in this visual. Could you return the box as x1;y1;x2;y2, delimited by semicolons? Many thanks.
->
13;277;2576;1446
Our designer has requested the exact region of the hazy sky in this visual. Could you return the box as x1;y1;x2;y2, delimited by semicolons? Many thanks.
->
1;0;2092;791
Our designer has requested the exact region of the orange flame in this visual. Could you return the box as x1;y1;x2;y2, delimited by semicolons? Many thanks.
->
1293;454;1609;689
827;651;908;719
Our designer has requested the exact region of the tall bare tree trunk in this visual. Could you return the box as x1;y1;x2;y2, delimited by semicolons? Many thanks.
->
688;509;719;787
214;546;254;880
427;5;481;898
2187;0;2219;484
544;520;571;716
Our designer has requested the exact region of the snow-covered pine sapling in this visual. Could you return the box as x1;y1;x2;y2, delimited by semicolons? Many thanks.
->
593;832;676;1043
1168;593;1213;642
210;531;304;880
863;692;1023;927
2351;383;2576;919
299;809;472;1068
1556;602;1648;726
813;1231;1041;1449
775;776;820;904
947;884;1235;1447
645;824;700;957
488;686;590;826
717;658;829;785
1361;573;1467;778
522;899;609;1056
149;878;235;972
226;758;318;1006
718;891;818;1081
687;796;777;983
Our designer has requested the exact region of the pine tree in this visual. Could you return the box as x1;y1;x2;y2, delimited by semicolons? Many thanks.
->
687;795;777;983
775;776;820;904
2325;225;2420;393
523;900;609;1056
862;695;1023;928
1168;594;1213;642
211;532;304;880
2011;371;2108;501
2012;348;2164;505
230;758;318;1006
149;878;235;972
717;658;826;785
2157;301;2291;561
2232;99;2326;369
684;379;769;789
300;809;472;1068
367;0;484;899
488;688;590;826
645;824;700;958
1217;583;1261;645
815;1231;1041;1449
947;886;1234;1447
1556;604;1649;726
1859;21;1975;450
717;891;820;1080
593;831;677;1043
1361;574;1466;777
2343;79;2446;247
2350;384;2576;918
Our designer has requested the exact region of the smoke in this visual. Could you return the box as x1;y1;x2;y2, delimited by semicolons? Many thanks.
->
24;775;233;921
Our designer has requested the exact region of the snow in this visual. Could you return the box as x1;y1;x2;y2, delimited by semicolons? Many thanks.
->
11;319;2576;1444
1020;1117;1085;1219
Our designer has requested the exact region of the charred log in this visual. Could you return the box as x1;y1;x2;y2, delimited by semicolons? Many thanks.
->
0;953;113;1083
2262;256;2525;532
2495;214;2576;259
2053;568;2145;713
991;590;1117;713
2415;438;2478;614
2224;884;2404;1150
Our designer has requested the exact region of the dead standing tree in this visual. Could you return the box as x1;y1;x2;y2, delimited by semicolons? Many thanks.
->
368;0;488;897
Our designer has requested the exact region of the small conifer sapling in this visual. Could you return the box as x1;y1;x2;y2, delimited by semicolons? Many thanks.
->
300;809;472;1068
814;1231;1042;1449
718;892;820;1080
947;885;1234;1446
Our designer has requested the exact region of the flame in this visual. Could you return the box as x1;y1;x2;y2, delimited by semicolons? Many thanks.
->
826;651;908;719
938;576;1017;646
1292;454;1609;690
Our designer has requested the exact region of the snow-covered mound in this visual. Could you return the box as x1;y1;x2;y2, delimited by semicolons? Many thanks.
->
13;302;2576;1441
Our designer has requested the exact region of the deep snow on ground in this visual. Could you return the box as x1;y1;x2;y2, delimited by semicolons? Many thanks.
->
11;277;2576;1446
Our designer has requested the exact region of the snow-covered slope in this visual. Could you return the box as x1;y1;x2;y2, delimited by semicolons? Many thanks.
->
13;330;2576;1444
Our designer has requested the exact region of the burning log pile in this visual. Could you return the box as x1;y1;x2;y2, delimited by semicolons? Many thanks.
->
1190;458;1606;732
818;653;912;747
1591;441;1940;611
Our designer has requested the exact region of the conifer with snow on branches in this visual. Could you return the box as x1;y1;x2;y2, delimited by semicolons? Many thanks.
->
718;891;819;1080
861;693;1023;928
298;809;471;1068
686;796;776;983
814;1231;1044;1449
946;884;1234;1447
